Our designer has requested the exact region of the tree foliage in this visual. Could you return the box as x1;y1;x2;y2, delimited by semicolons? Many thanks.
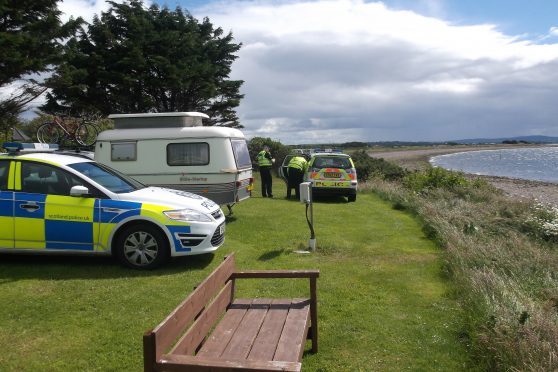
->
0;0;80;131
43;0;244;127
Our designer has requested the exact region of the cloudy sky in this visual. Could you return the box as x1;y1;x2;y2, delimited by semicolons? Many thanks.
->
57;0;558;143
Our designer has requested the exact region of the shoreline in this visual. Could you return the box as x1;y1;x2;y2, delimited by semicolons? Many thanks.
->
369;145;558;207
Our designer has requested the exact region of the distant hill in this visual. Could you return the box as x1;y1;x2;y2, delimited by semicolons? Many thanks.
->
293;136;558;149
449;135;558;144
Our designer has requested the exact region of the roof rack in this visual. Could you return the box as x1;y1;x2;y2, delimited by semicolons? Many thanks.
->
108;112;209;129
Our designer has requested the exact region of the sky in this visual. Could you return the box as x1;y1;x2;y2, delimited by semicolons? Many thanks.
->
45;1;558;142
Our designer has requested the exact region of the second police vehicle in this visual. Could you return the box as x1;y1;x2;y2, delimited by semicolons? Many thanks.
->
0;143;226;269
280;149;358;202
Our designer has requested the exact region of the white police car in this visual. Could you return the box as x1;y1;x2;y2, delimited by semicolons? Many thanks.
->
0;143;226;269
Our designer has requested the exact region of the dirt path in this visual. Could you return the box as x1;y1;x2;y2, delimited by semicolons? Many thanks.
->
369;145;558;207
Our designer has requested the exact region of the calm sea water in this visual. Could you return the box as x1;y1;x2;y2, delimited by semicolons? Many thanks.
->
430;147;558;183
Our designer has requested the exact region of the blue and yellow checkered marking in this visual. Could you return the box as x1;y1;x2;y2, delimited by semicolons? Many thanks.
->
14;193;46;218
0;191;14;247
167;225;193;253
0;191;13;217
94;200;142;223
4;187;191;253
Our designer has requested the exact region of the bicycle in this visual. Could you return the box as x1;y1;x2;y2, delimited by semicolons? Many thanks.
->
36;115;99;147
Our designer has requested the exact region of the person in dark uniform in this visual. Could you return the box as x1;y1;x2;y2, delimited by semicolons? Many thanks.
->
257;145;273;197
286;155;308;199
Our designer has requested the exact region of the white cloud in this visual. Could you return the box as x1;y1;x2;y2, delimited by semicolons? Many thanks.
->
58;0;154;23
58;0;114;23
195;0;558;143
17;0;557;143
414;78;484;94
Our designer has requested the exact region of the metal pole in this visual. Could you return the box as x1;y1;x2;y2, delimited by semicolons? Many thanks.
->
308;185;316;251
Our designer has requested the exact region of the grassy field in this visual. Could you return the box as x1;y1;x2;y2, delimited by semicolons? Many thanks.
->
0;178;471;371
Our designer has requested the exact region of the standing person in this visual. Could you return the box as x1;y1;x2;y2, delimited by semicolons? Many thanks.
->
257;145;273;197
287;155;308;199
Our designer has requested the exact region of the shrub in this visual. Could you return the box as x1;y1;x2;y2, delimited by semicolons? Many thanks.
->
351;150;407;182
404;167;469;192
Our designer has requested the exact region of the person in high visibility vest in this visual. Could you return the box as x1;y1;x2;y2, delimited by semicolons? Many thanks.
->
287;155;308;199
257;145;274;197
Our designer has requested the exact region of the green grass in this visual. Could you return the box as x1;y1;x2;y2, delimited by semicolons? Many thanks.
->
0;179;471;371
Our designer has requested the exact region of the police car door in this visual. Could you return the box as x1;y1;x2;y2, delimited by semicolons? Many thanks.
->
15;161;97;251
0;160;14;248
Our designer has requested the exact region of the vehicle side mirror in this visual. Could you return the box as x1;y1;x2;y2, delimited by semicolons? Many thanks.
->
70;185;90;197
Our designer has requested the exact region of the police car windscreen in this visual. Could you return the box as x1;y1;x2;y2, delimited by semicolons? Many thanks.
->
68;162;145;194
315;157;352;169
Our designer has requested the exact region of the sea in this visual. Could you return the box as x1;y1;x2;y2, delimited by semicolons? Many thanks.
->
430;146;558;183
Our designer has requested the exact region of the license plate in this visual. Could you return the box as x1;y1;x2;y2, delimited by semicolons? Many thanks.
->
323;172;342;178
219;224;225;235
315;181;351;187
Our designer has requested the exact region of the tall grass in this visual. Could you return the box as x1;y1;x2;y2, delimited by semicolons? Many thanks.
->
364;167;558;371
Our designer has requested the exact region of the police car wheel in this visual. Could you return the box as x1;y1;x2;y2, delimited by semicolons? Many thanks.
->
115;224;169;269
348;194;356;202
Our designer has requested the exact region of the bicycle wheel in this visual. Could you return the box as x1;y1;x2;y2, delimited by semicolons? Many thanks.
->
37;123;61;144
75;122;99;146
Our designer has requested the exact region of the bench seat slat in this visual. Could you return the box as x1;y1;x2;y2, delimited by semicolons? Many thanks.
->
247;299;291;362
196;299;253;358
273;299;311;363
220;298;272;360
159;354;302;372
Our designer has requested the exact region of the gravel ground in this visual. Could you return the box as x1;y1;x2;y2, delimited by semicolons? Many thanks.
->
369;145;558;207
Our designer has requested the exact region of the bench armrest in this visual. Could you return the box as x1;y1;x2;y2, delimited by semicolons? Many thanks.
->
231;270;319;279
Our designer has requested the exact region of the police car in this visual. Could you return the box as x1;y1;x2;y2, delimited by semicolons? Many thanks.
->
305;151;358;202
0;143;226;269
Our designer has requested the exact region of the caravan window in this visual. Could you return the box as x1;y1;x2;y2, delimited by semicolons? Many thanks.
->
111;142;137;161
231;139;252;169
167;143;209;166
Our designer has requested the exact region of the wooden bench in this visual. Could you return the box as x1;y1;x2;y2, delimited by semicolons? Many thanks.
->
143;253;319;372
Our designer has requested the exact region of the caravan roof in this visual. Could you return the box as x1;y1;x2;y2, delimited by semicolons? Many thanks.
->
108;112;209;119
97;126;246;141
108;111;210;129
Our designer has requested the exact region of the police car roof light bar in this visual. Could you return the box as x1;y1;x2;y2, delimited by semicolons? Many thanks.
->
2;142;59;155
2;142;24;154
313;148;343;154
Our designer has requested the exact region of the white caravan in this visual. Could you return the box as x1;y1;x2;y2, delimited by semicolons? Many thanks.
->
94;112;253;214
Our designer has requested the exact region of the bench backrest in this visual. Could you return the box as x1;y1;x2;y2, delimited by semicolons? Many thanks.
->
144;254;236;367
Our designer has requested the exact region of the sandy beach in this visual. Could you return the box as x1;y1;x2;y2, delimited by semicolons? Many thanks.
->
369;145;558;207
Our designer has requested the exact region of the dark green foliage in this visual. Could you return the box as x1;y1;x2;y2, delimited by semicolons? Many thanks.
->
43;0;244;127
0;0;80;87
0;0;81;130
248;137;290;172
350;150;407;182
404;167;470;192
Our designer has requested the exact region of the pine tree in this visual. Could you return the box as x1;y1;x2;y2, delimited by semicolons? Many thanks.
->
0;0;80;131
44;0;244;128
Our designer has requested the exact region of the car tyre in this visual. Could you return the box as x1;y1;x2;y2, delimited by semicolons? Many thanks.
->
348;194;356;202
115;223;169;269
